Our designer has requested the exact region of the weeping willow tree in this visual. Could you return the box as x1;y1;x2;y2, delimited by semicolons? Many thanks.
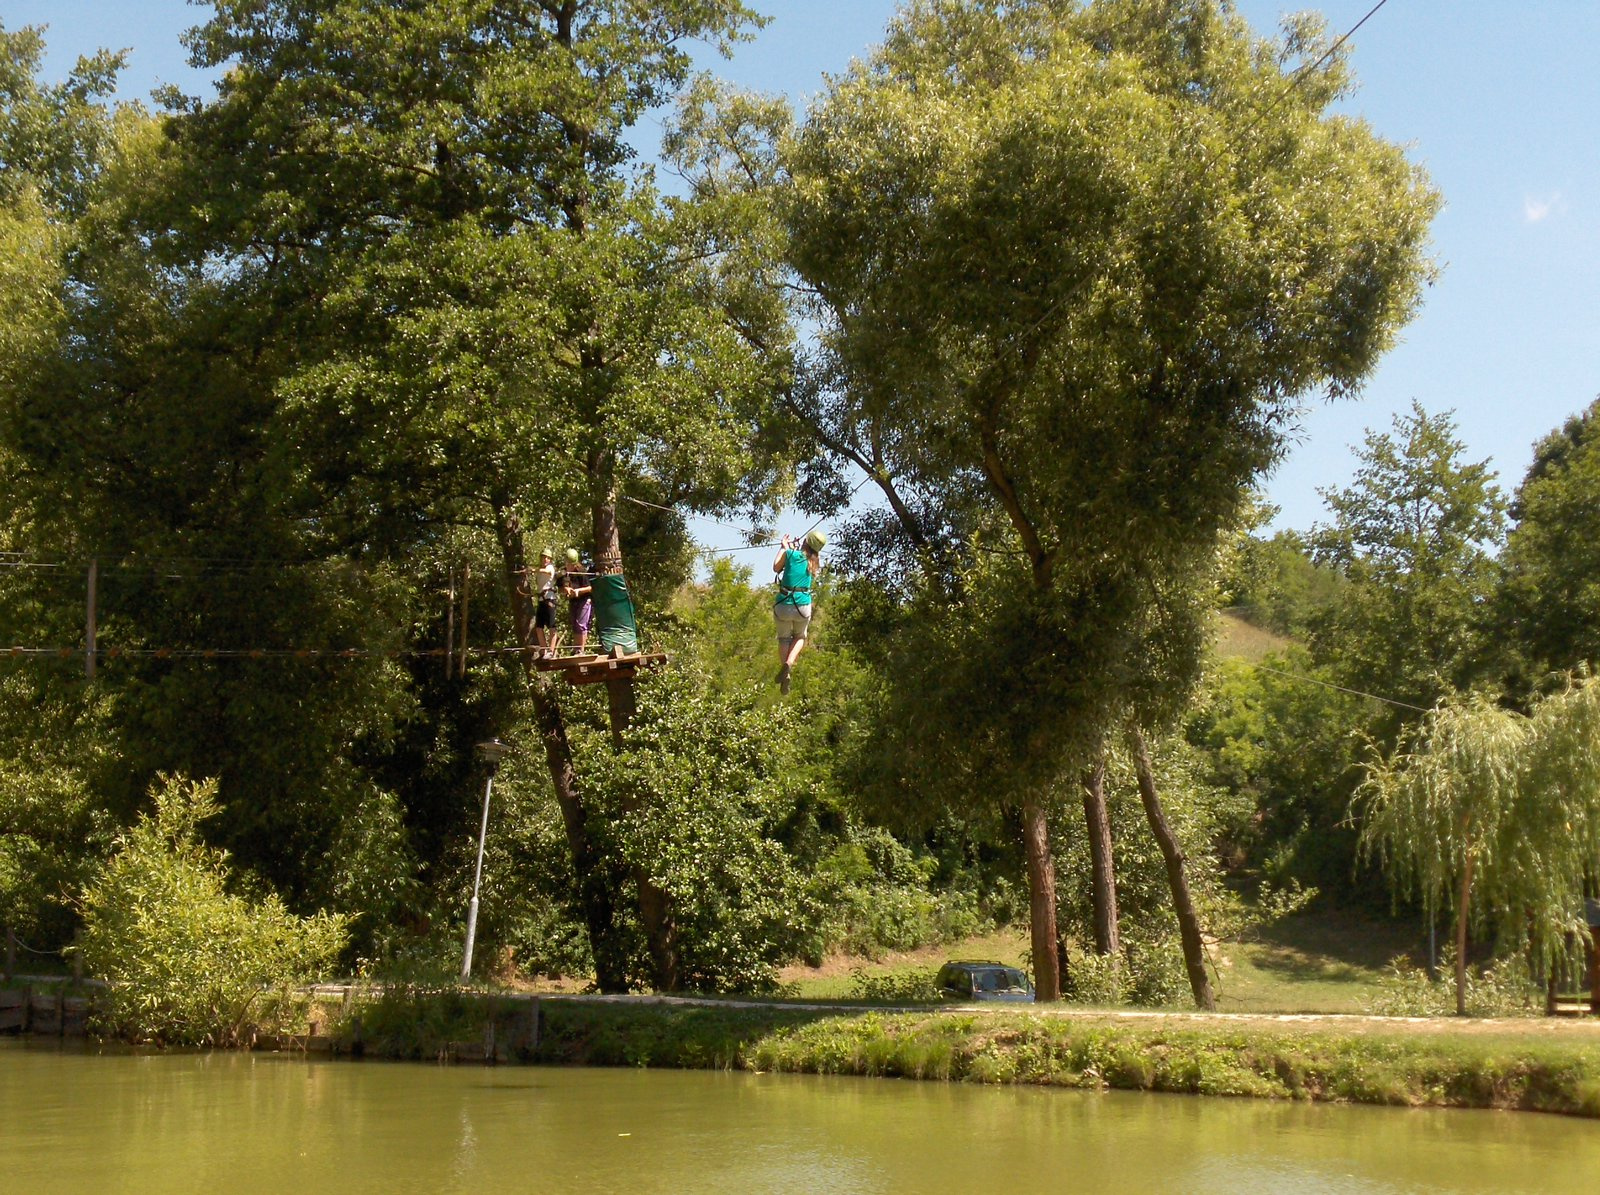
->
1359;683;1600;1015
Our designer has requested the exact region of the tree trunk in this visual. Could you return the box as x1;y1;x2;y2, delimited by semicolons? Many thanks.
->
495;502;630;993
1588;924;1600;1017
589;466;679;991
1080;756;1120;960
1129;728;1214;1011
1022;798;1061;1001
1454;848;1474;1017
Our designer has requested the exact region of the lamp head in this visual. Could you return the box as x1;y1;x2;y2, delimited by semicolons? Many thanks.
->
475;739;513;765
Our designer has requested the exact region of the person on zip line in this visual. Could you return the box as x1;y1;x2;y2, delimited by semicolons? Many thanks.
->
772;529;825;696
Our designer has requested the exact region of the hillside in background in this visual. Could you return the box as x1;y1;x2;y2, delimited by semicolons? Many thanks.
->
1213;611;1295;662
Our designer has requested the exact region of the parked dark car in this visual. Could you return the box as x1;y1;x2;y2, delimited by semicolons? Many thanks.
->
936;961;1034;1003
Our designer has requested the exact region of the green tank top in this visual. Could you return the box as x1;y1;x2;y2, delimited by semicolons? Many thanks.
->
776;549;812;607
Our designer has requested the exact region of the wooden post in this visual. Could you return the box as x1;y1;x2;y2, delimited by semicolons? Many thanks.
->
458;564;470;678
1589;924;1600;1016
85;557;98;679
445;568;456;679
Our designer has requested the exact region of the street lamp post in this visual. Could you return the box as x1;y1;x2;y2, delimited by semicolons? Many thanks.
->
461;739;513;981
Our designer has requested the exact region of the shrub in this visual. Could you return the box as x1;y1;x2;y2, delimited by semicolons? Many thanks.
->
76;775;348;1045
848;967;942;1003
1364;948;1543;1017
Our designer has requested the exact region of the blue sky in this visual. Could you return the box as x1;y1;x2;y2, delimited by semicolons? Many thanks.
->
8;0;1598;541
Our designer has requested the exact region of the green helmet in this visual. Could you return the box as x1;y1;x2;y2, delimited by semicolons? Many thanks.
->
802;529;827;553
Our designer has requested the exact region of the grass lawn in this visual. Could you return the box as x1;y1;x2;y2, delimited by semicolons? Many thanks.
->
780;927;1032;1002
783;906;1430;1014
1213;907;1424;1014
1213;611;1294;662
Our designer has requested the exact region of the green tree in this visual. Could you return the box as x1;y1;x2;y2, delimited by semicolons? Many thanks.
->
0;22;126;217
1187;648;1371;895
1359;683;1600;1015
783;0;1438;999
77;775;348;1045
1309;402;1506;718
4;3;797;988
1496;397;1600;692
0;676;119;954
577;668;821;992
1218;498;1343;638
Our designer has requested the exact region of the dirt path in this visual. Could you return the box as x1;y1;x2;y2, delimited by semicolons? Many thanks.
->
530;991;1600;1039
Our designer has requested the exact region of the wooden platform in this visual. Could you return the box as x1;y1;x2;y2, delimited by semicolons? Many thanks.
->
528;646;668;686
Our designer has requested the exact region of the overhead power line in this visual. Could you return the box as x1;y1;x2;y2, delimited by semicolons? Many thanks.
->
1237;0;1393;140
1250;662;1433;714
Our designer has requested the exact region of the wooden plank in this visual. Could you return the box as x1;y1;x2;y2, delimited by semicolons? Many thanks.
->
61;997;90;1035
567;666;638;687
29;990;61;1035
0;990;24;1033
533;651;603;672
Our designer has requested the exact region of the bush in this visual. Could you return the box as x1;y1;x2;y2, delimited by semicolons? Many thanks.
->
813;830;989;957
76;775;348;1045
1365;948;1543;1018
848;967;943;1003
1064;933;1189;1007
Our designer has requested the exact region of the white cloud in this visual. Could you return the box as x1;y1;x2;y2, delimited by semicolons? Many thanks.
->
1524;192;1567;223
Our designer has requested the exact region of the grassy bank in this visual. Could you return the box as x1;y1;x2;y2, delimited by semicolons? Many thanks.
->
337;993;1600;1119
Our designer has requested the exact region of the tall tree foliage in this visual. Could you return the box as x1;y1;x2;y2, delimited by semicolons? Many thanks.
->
1360;682;1600;1015
0;22;126;217
1497;397;1600;693
1188;647;1371;894
1310;402;1506;721
3;2;797;986
783;0;1438;997
0;25;145;952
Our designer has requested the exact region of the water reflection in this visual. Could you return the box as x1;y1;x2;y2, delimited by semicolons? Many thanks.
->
2;1041;1595;1194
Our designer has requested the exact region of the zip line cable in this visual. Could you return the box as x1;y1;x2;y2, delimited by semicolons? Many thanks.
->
1249;662;1433;715
0;639;1448;715
1236;0;1392;141
624;470;876;559
0;644;628;663
699;472;878;556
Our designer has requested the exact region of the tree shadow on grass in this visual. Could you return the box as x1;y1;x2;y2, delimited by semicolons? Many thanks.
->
1255;907;1426;972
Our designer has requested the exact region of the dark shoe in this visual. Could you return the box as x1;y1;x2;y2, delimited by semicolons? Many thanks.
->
778;664;791;695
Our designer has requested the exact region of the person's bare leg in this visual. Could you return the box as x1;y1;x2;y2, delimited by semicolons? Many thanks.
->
778;634;806;694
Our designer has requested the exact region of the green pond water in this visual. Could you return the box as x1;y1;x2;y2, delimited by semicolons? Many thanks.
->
3;1039;1597;1193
